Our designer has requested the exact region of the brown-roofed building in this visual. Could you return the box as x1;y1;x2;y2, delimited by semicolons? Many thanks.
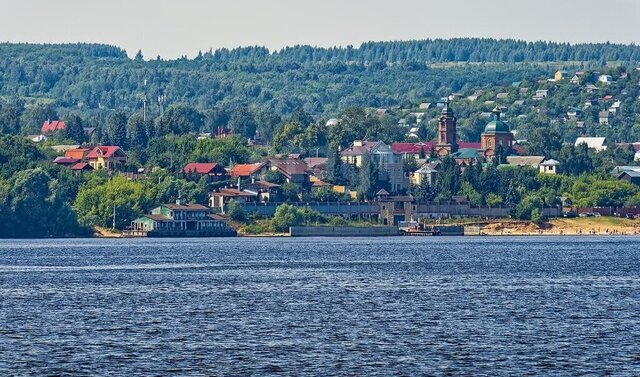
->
266;158;311;185
242;181;281;202
209;188;258;213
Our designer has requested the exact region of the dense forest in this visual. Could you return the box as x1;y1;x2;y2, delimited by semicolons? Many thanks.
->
1;38;640;133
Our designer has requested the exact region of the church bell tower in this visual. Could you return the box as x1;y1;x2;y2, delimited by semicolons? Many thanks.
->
436;100;458;156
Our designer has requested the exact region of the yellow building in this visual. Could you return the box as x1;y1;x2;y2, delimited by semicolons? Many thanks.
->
86;146;128;170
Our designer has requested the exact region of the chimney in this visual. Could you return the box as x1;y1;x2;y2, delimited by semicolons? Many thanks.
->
354;140;363;147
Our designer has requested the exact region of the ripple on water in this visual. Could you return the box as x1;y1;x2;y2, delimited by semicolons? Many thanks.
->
1;236;640;375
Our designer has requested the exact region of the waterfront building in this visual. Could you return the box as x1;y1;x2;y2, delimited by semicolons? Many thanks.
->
128;203;235;237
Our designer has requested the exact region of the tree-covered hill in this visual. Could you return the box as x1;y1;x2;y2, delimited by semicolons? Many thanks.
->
1;38;639;128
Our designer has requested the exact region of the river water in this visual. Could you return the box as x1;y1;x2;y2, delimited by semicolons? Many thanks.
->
1;237;640;375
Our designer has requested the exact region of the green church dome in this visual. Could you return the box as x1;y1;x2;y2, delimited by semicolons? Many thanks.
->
483;107;511;134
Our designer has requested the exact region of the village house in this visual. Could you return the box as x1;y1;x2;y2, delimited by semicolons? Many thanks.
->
230;162;266;182
41;120;66;134
242;180;280;202
183;162;229;181
71;162;93;172
128;202;235;237
554;70;568;81
609;100;622;114
533;89;549;100
86;146;127;170
410;164;438;186
27;134;47;143
575;137;608;152
266;158;312;186
539;159;560;175
598;74;614;85
599;110;611;125
567;107;582;120
506;156;545;169
341;140;406;192
584;84;599;93
570;74;581;84
611;166;640;186
210;188;258;213
392;142;434;160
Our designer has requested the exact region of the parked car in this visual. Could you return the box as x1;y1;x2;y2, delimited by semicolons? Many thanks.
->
626;213;636;219
593;212;601;217
578;213;592;218
563;211;577;218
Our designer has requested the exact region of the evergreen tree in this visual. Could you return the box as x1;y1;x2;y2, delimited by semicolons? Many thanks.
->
357;154;379;200
106;111;128;148
127;113;148;147
63;114;86;143
324;143;343;184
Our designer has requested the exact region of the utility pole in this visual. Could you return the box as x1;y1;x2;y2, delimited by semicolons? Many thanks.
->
112;203;116;230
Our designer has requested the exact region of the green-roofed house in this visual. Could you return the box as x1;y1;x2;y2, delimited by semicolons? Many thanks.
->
126;202;236;237
481;107;514;158
451;148;483;166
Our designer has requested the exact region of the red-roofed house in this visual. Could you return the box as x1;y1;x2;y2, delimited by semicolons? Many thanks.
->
41;120;66;134
392;142;435;159
183;163;229;181
230;163;266;180
86;146;127;170
71;162;94;172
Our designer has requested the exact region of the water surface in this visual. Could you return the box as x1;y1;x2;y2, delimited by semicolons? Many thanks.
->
1;237;640;375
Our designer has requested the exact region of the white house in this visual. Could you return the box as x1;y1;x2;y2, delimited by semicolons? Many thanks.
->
540;159;560;175
598;75;614;85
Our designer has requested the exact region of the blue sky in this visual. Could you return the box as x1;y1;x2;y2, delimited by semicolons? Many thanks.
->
2;0;639;58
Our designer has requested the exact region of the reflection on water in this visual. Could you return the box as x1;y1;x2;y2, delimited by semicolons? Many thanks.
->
1;236;640;375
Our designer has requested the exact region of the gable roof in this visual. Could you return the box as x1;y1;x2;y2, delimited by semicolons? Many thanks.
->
230;163;265;178
183;162;222;175
86;146;127;159
71;162;93;171
506;156;545;167
41;120;66;133
162;203;210;211
267;158;310;178
575;137;606;149
53;156;80;165
303;157;328;169
213;188;258;198
392;142;434;154
340;141;387;156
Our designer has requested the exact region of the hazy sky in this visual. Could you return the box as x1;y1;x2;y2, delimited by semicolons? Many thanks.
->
2;0;639;59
